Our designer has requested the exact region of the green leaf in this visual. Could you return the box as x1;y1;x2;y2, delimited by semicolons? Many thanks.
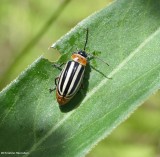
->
0;0;160;157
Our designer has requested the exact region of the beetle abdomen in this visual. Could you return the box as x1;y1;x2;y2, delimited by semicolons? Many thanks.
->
57;61;85;100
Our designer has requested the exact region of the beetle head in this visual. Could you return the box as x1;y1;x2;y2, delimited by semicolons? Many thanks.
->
77;50;88;58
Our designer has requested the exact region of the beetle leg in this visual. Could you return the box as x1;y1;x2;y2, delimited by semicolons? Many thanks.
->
55;77;59;86
80;82;84;89
49;77;59;93
49;88;55;93
52;63;65;71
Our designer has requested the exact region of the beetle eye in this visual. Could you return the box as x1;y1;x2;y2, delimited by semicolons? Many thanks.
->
78;50;87;58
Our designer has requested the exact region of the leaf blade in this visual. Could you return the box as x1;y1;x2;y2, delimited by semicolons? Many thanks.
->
0;0;160;157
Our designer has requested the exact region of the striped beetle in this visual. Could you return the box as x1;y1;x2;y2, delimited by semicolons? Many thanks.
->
53;28;109;105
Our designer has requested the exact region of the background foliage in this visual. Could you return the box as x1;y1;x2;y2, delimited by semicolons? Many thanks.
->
0;0;160;157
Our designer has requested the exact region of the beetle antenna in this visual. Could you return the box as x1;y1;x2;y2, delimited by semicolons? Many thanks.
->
84;28;109;66
84;28;89;51
95;55;109;66
89;53;109;66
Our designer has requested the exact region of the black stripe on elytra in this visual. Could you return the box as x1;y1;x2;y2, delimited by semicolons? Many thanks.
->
59;61;71;93
63;61;79;96
69;65;84;96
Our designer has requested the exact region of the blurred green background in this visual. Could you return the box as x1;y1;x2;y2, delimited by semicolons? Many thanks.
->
0;0;159;156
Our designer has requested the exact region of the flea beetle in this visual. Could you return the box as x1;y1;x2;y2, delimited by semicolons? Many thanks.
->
53;28;109;105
